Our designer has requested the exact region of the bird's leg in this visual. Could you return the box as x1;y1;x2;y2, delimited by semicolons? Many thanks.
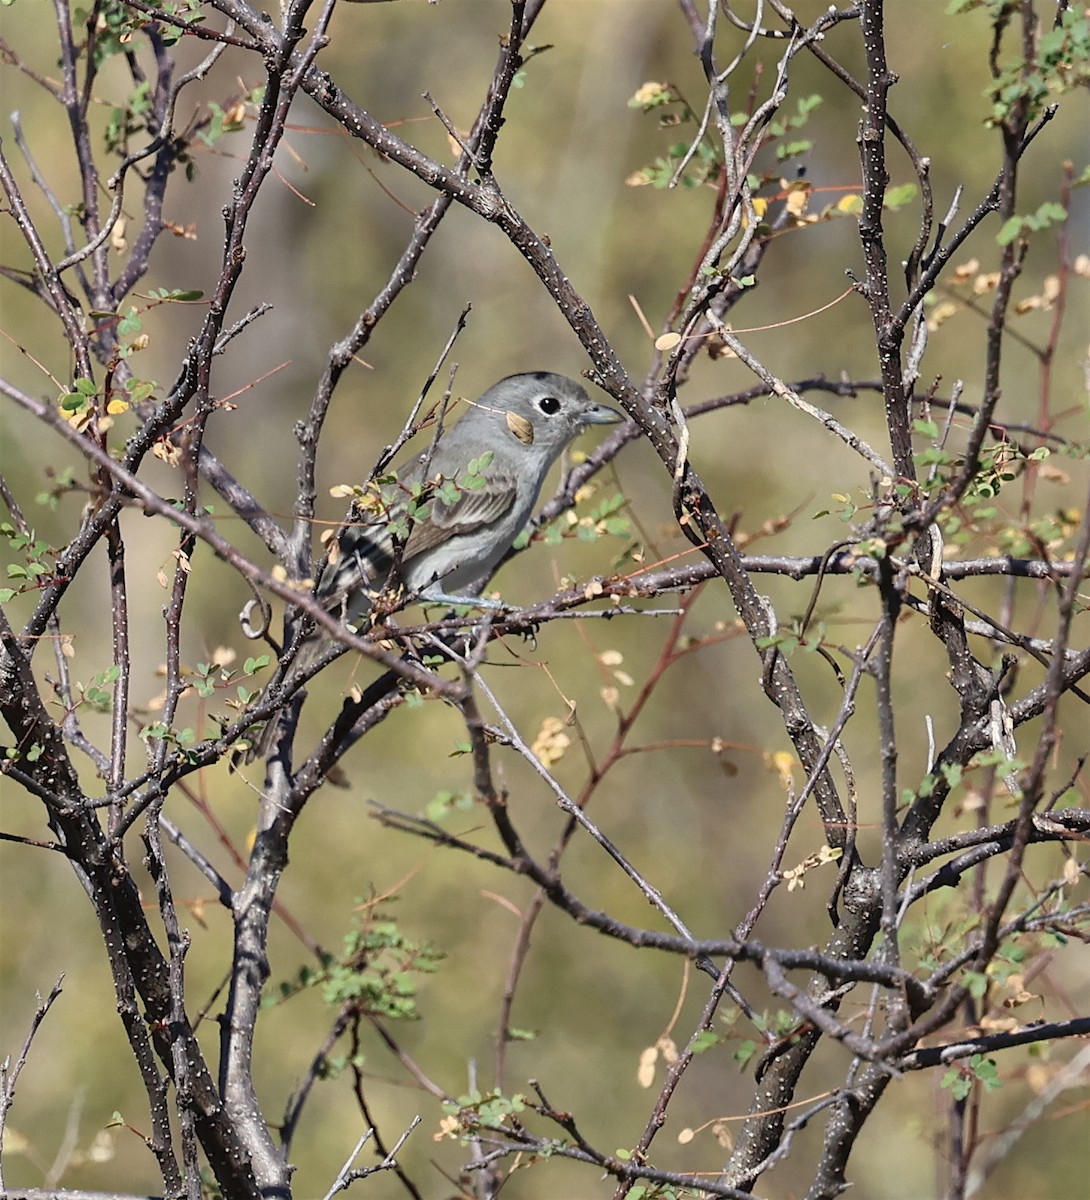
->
417;587;508;611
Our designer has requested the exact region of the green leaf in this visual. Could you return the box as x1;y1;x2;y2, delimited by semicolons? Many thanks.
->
884;182;918;209
963;970;988;999
776;138;812;161
733;1039;758;1069
997;216;1024;246
691;1030;720;1054
153;288;204;302
467;451;494;477
941;1067;972;1100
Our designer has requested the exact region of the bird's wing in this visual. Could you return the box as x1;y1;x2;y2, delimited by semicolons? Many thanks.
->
401;469;518;562
316;504;393;613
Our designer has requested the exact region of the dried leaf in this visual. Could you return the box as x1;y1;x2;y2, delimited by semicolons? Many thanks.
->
785;185;811;217
531;716;570;766
637;1045;658;1088
506;410;534;445
1038;463;1070;484
152;438;182;466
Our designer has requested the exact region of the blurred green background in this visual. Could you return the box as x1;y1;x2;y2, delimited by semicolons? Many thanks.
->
1;1;1087;1196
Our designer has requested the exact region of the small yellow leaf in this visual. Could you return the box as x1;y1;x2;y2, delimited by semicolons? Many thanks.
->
785;186;811;217
961;788;986;812
88;1128;116;1164
677;1127;695;1145
434;1114;460;1142
655;331;682;351
152;439;182;466
766;750;799;788
106;398;130;415
712;1119;733;1149
927;300;959;331
506;410;534;445
531;716;570;767
1026;1063;1053;1094
637;1045;658;1088
630;81;669;106
0;1128;30;1155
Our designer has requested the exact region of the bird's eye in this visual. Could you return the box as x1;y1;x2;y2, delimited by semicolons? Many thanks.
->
538;396;561;415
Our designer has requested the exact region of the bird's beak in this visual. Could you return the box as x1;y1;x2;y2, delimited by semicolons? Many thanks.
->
581;403;624;426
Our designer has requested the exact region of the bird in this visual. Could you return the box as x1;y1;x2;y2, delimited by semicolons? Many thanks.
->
240;371;621;762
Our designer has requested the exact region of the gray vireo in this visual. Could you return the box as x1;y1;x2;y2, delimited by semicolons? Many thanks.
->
242;371;621;761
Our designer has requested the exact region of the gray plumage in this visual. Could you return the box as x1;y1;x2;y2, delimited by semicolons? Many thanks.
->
242;371;620;762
